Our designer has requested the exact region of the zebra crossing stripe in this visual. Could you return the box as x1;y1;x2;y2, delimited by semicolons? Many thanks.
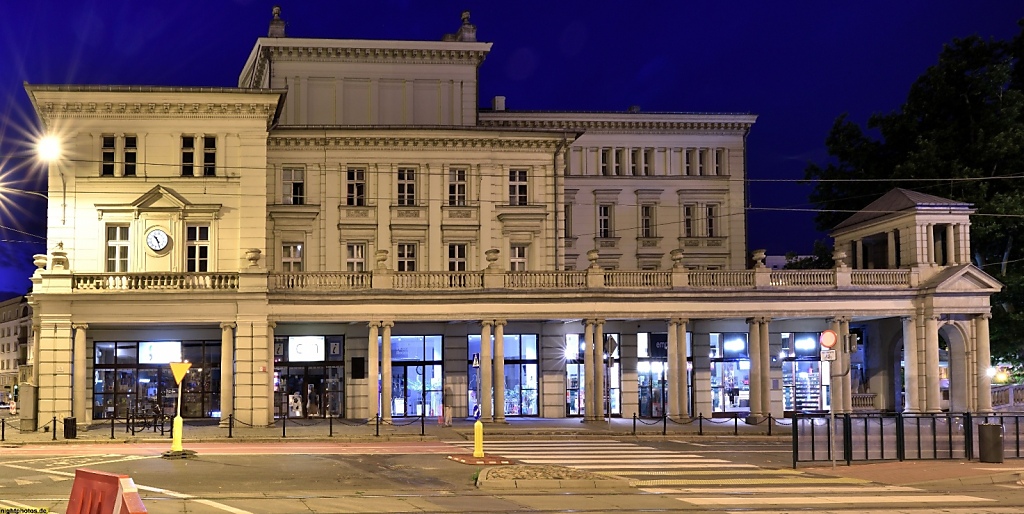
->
631;477;870;487
608;469;805;476
679;494;994;506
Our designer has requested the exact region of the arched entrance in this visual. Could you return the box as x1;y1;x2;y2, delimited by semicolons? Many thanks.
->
938;322;969;412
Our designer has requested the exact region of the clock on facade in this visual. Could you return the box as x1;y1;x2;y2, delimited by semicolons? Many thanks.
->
146;229;170;252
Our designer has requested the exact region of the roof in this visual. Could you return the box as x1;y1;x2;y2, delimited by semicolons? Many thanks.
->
832;188;973;231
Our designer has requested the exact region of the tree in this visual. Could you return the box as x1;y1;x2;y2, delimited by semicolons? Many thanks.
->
805;21;1024;371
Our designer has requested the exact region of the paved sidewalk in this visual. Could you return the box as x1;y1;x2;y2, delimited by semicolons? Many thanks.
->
805;459;1024;488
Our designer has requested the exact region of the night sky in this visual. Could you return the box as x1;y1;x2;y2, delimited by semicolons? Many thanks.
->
0;1;1021;297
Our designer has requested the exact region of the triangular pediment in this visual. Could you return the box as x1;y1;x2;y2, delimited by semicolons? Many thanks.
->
96;185;222;218
922;264;1003;293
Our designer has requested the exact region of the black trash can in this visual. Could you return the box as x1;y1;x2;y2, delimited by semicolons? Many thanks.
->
63;417;77;439
978;423;1003;463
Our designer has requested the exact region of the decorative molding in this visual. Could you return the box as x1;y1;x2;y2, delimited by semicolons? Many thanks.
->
478;117;755;135
35;101;277;121
262;45;488;66
268;135;563;151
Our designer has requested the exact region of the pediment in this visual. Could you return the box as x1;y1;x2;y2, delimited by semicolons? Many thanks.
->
95;185;222;219
923;265;1003;294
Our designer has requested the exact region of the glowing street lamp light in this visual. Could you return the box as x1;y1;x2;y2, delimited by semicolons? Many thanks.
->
36;135;62;162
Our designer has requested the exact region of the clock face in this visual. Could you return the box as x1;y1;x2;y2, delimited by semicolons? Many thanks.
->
146;229;169;252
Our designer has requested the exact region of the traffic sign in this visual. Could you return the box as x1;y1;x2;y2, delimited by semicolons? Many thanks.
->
821;349;837;361
819;329;838;349
471;353;480;368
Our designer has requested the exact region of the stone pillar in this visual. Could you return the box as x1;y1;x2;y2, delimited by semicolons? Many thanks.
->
72;323;88;426
828;318;843;413
759;318;771;417
855;240;864;269
926;224;935;264
976;314;992;412
266;322;276;426
887;230;897;268
676;319;690;418
480;321;493;421
945;224;956;265
494;320;507;423
747;318;762;418
667;319;680;418
583;320;595;421
595;319;606;420
902;316;920;413
381;321;394;423
219;322;236;427
367;322;380;420
924;316;941;412
840;318;853;413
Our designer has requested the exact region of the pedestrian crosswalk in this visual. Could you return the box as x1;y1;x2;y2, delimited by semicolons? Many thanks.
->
450;439;1002;509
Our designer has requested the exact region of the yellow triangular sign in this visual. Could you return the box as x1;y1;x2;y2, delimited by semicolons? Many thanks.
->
170;362;192;384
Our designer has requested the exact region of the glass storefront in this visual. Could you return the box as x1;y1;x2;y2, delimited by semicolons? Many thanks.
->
93;340;220;419
274;335;345;418
781;332;824;413
710;333;749;414
468;334;539;417
385;335;442;418
564;333;620;417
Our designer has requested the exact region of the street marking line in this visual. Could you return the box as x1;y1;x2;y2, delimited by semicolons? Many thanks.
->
0;499;40;509
679;494;995;506
565;464;757;470
511;458;731;463
631;477;870;486
641;485;922;494
606;469;803;476
45;455;158;470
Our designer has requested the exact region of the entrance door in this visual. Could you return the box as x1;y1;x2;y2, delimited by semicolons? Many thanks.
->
638;360;667;418
277;366;326;418
566;363;584;416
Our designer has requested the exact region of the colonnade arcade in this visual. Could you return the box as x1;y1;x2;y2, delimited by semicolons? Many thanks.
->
43;309;994;430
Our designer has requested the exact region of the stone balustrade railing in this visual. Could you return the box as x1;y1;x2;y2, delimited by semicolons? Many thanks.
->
992;384;1024;411
62;268;914;293
72;272;239;291
851;393;878;410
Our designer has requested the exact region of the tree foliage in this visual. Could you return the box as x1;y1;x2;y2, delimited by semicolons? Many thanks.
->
805;21;1024;369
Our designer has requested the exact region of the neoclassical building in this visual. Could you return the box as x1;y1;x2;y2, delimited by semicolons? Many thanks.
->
20;10;999;430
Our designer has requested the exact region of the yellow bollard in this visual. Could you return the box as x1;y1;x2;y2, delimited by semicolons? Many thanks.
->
171;415;183;452
473;420;484;458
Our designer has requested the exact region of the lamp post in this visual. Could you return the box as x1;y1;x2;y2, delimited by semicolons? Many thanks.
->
33;133;66;225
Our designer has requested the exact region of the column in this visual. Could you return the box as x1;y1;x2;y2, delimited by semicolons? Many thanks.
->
902;316;920;412
976;314;992;412
945;224;956;265
480;321;493;421
676;319;690;418
840;318;853;413
747;318;762;418
266;322;276;426
595;319;606;421
855;240;864;269
493;320;507;423
926;224;935;264
759;318;771;417
924;316;941;412
828;318;844;413
381;321;394;423
72;323;88;425
667;320;680;418
367;322;380;420
219;322;236;427
887;230;897;268
583;320;595;421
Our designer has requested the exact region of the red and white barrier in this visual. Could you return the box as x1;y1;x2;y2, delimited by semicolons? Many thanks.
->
66;468;147;514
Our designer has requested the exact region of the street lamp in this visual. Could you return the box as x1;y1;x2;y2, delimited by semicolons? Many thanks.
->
32;133;66;225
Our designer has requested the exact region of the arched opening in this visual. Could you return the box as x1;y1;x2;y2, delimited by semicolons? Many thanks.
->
938;323;969;412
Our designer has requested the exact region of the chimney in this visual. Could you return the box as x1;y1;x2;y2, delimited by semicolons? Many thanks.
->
268;6;286;38
492;96;506;111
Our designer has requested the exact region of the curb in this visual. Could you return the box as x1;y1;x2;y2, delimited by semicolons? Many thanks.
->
476;468;630;490
909;471;1024;488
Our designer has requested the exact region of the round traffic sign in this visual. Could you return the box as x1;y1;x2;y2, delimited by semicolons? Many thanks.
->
819;330;838;349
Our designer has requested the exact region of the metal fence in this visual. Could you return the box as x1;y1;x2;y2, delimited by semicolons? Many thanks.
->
792;411;1024;467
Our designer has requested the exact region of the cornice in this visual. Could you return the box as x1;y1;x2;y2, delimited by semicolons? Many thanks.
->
268;135;562;151
34;101;277;122
478;118;754;134
262;45;488;66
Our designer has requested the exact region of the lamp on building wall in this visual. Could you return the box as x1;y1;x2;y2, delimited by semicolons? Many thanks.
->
34;133;67;225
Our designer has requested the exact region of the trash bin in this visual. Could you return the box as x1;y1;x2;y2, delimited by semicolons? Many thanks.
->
978;423;1003;463
63;417;77;439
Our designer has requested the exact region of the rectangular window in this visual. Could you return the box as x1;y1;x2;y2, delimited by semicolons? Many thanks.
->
698;149;707;176
684;149;693;176
186;225;210;272
346;243;365;272
396;243;416;272
181;136;195;176
564;204;572;237
683;204;695;237
644;148;654;176
509;169;528;206
123;136;137;176
510;244;528;271
598;204;613;238
282;167;304;205
448;244;467;271
615;149;625;175
203;136;216;176
707;204;719;237
105;225;129;272
397;167;416;206
640;204;656;238
346;168;366;206
601;149;611;176
282;243;303;272
448;167;467;206
715;148;725;175
101;135;116;176
631;148;641;176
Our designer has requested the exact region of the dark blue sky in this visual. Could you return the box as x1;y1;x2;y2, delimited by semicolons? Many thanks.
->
1;1;1021;296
